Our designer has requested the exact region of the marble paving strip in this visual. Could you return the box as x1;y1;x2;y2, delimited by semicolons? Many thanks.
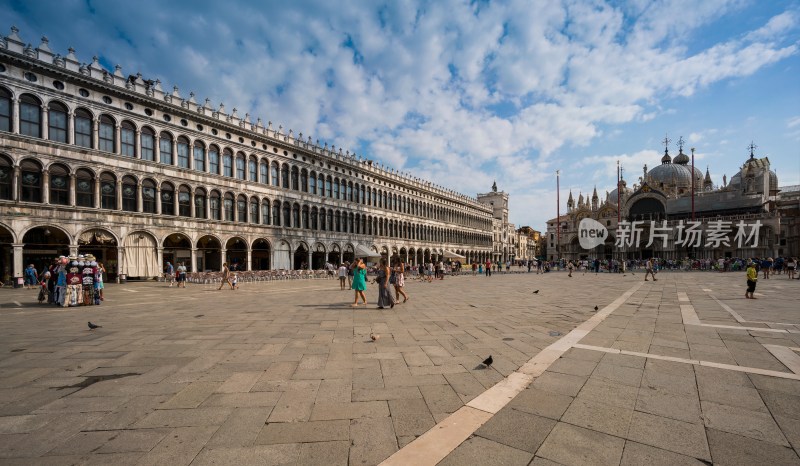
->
680;302;787;333
708;293;797;327
574;344;800;381
380;282;644;466
762;344;800;374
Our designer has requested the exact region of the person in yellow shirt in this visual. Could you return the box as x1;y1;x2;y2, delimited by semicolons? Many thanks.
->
745;261;758;299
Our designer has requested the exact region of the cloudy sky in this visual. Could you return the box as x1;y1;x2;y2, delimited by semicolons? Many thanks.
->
3;0;799;229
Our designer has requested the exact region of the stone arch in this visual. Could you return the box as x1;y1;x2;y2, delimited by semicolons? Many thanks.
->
252;238;271;270
294;241;310;270
123;231;159;279
274;240;292;270
77;227;120;279
163;232;192;272
197;235;222;272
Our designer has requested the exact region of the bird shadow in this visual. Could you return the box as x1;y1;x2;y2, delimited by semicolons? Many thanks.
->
473;364;489;370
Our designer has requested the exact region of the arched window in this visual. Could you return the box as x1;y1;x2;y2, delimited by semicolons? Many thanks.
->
249;197;259;223
193;141;205;171
210;191;221;220
100;172;116;209
177;136;190;168
76;169;94;207
140;127;155;161
283;202;291;227
19;94;41;138
0;87;11;132
99;115;115;153
302;205;309;229
347;182;353;202
319;208;326;231
235;153;246;180
309;171;317;194
271;162;279;186
49;164;69;205
237;194;247;222
159;132;173;165
300;169;308;192
194;188;207;219
325;176;332;197
178;185;191;217
74;109;93;148
249;156;257;182
311;207;318;230
318;174;325;196
142;179;156;213
0;155;12;200
327;210;333;232
122;176;137;211
291;166;299;190
335;210;341;232
208;145;220;174
281;164;289;188
19;160;42;202
48;101;68;143
366;188;371;205
222;150;233;177
223;192;234;221
333;178;340;199
121;121;136;157
160;182;175;215
260;160;268;184
272;200;281;226
261;197;270;225
292;203;300;228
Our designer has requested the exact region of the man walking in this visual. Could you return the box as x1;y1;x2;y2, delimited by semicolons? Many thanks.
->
644;258;657;281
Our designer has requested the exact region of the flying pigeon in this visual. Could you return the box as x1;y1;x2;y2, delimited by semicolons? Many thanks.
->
533;290;539;294
482;355;493;367
87;322;102;330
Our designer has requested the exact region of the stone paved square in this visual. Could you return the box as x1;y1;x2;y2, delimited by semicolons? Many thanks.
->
1;270;800;465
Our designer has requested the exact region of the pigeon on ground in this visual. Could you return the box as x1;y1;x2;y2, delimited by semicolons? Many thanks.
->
482;355;493;367
87;322;102;330
594;306;599;311
370;333;379;341
533;290;539;294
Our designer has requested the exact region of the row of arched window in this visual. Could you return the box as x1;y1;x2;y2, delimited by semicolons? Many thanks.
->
0;86;491;231
0;155;492;246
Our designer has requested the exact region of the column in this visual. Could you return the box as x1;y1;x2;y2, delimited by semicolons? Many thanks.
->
69;244;79;257
246;248;252;271
69;174;76;206
220;249;227;269
92;117;99;150
156;247;164;275
116;246;125;281
11;166;19;201
114;124;121;154
41;104;49;140
12;243;23;285
135;129;141;159
173;137;178;167
155;187;161;214
116;177;123;211
42;169;50;204
11;98;19;133
204;146;209;172
136;181;143;213
307;250;312;270
67;111;74;145
190;247;198;273
94;177;101;209
189;191;195;218
205;194;211;219
324;251;329;265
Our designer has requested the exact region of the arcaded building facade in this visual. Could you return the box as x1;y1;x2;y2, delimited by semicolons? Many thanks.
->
0;27;496;281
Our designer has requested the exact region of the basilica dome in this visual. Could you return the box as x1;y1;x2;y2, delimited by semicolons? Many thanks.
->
647;160;692;189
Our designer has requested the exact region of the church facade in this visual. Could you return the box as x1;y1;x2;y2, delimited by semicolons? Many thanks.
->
547;139;781;261
0;26;506;282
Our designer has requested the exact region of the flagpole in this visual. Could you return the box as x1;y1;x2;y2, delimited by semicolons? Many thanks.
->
617;161;620;223
556;170;560;260
691;148;695;222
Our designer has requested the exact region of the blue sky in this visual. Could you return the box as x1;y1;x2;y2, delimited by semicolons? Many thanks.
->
2;0;798;230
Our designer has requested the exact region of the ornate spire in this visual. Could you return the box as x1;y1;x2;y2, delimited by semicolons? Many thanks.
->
748;141;757;160
492;181;497;192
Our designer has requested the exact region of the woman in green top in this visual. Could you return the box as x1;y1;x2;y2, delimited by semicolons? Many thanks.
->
745;261;758;299
351;259;367;307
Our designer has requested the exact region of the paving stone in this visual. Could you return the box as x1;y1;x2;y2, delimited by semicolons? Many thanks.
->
267;389;316;422
419;384;463;416
45;430;118;456
474;407;556;453
507;386;573;421
627;411;710;461
133;407;232;428
159;381;220;409
215;371;263;393
576;377;639;409
438;436;539;466
200;392;282;408
547;357;598;377
592;362;643;387
0;412;105;458
309;400;389;420
0;414;54;434
256;419;349;444
531;371;587;397
561;397;634;437
191;444;300;466
600;352;647;369
621;440;708;466
351;387;422;402
706;428;800;466
315;378;352;403
349;417;398;465
443;372;486;403
701;400;790;446
206;407;271;448
536;422;625;466
95;428;171;453
388;398;435;437
298;440;349;465
694;364;754;388
635;386;703;424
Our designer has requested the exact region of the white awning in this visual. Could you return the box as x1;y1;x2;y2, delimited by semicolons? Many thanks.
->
443;250;466;260
355;244;382;259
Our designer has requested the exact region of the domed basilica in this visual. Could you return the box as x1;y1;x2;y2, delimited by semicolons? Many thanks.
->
547;137;781;261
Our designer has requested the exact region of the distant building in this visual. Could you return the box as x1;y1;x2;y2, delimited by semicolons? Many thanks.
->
546;138;780;260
